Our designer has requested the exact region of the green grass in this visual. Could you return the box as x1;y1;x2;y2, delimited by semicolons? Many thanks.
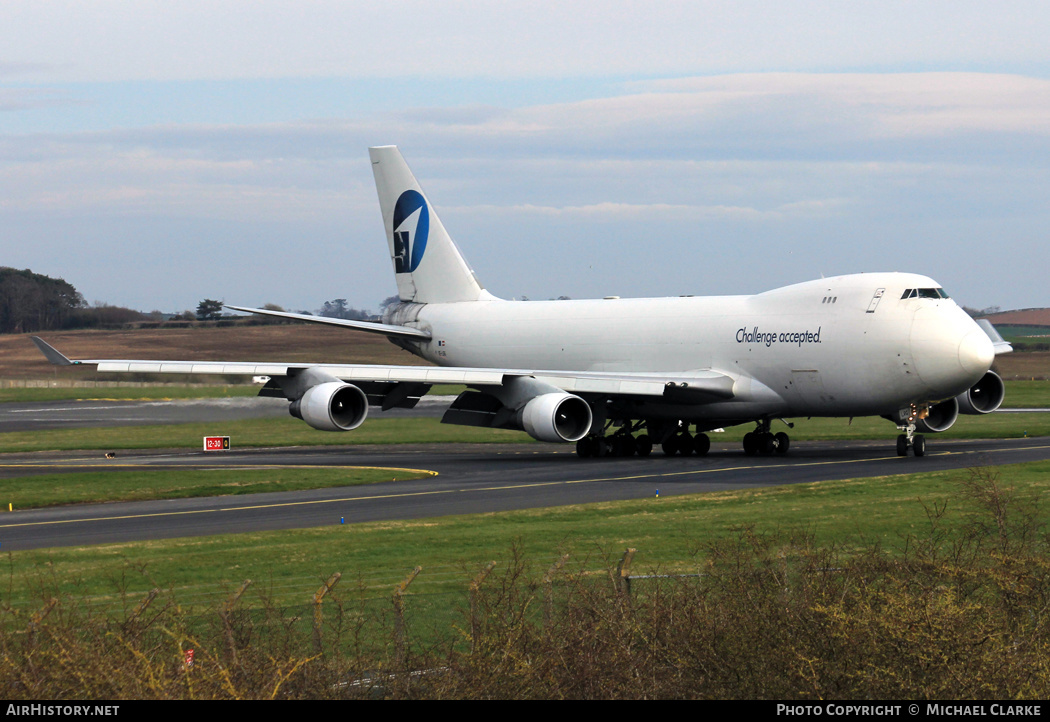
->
2;410;1045;456
1003;380;1050;407
0;380;1046;612
0;416;530;454
0;466;433;510
0;385;260;403
995;325;1050;339
2;460;1048;612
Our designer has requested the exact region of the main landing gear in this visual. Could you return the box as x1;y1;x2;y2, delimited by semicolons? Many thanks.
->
575;421;711;459
742;419;791;457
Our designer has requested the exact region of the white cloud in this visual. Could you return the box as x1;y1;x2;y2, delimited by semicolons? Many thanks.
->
2;1;1049;82
2;71;1048;311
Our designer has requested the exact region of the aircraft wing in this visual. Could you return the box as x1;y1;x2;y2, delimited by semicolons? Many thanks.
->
224;305;432;340
29;336;736;403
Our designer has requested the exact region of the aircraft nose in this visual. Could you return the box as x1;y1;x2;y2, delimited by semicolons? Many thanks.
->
958;328;994;377
910;308;994;396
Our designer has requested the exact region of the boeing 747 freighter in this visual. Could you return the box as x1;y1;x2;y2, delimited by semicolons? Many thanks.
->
33;146;1011;458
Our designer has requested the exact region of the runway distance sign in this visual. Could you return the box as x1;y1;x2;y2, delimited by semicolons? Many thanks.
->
203;436;231;451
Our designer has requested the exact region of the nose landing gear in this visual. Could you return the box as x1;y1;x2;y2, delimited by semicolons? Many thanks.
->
895;405;927;457
896;426;926;457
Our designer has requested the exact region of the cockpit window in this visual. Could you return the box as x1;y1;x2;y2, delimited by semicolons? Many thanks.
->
902;288;949;300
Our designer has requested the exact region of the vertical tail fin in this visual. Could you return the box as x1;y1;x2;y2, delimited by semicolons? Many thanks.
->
369;146;488;304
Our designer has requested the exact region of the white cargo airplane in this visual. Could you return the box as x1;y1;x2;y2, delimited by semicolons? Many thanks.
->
32;146;1012;458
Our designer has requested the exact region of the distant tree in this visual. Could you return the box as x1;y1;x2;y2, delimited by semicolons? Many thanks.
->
962;305;1002;318
70;302;147;328
262;303;286;312
196;299;224;321
318;298;371;320
0;267;84;333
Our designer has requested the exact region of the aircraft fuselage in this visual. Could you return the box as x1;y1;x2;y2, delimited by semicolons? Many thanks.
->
389;271;994;422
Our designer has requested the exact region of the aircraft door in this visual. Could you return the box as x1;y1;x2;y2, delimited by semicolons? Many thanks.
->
866;288;885;314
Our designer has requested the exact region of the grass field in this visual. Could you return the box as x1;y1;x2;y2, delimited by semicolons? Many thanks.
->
3;460;1048;615
0;466;435;510
0;411;1047;459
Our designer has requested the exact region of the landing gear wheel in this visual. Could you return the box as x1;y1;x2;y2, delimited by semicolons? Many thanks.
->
678;432;694;456
774;432;790;455
896;434;908;457
913;434;926;457
662;436;679;456
692;433;711;457
743;432;757;457
595;438;610;458
635;434;653;457
612;435;637;457
576;437;595;458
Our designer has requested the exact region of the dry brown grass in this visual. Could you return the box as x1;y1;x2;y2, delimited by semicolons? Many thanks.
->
984;308;1050;325
0;324;431;380
994;352;1050;380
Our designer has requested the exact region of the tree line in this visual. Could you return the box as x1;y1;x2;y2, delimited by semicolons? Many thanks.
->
0;267;398;334
0;268;86;334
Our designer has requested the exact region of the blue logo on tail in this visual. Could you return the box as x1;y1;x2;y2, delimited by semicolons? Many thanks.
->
392;190;429;273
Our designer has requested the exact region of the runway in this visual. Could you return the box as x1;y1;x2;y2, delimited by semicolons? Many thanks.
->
2;436;1048;551
0;396;454;433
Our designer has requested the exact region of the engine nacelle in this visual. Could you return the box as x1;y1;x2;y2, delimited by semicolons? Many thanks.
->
519;392;593;443
956;370;1005;415
915;397;959;433
290;381;368;432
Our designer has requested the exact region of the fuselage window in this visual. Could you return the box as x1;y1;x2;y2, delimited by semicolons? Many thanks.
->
901;289;913;299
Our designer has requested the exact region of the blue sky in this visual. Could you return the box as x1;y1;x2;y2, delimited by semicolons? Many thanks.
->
2;1;1049;314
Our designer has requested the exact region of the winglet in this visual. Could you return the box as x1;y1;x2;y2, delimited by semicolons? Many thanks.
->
976;319;1013;355
30;336;77;366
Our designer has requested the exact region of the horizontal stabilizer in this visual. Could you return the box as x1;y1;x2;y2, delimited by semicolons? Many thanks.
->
225;305;432;340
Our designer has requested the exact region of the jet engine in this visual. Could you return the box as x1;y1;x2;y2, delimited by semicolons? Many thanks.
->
289;381;369;431
519;392;593;443
915;397;959;433
956;370;1005;415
